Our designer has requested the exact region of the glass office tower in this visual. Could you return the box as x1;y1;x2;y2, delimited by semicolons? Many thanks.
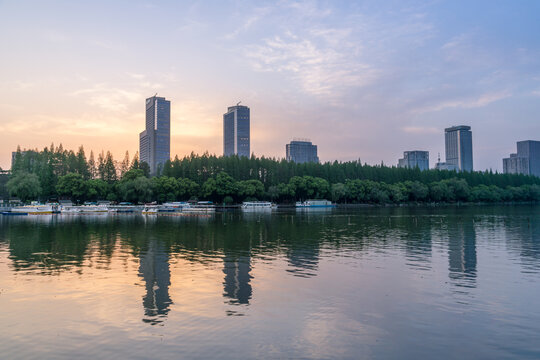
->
223;105;250;158
445;125;473;172
139;96;170;175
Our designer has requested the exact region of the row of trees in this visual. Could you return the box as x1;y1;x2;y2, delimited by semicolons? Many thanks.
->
6;170;540;205
4;145;540;204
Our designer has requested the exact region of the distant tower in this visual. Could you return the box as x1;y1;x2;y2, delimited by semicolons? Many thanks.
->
223;104;250;157
397;150;429;171
139;95;171;175
503;140;540;176
444;125;473;172
286;139;319;163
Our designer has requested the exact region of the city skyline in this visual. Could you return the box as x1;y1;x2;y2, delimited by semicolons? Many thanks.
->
1;1;540;171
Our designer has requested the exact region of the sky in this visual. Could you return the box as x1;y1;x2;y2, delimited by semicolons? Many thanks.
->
0;0;539;171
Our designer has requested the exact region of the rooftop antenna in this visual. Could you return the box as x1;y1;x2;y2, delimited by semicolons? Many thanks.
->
237;101;241;106
438;152;441;163
154;93;158;97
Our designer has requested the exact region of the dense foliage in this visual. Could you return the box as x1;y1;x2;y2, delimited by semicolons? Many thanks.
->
3;145;540;204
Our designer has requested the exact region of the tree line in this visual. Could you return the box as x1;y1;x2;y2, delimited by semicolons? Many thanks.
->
3;144;540;204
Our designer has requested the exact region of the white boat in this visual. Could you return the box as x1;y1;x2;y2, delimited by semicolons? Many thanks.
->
142;204;178;215
183;201;216;213
108;206;136;213
296;199;335;208
162;202;186;210
11;204;58;215
241;201;277;211
142;205;159;214
61;205;108;214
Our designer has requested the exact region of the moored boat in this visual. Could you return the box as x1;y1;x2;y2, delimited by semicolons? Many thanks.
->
241;201;277;211
61;205;108;214
10;204;58;215
295;199;335;208
183;201;216;213
142;204;178;214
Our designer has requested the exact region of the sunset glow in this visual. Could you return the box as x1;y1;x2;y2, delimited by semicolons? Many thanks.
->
1;1;539;170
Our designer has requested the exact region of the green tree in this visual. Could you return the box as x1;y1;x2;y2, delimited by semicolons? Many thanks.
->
119;151;130;178
102;151;117;183
177;178;199;200
122;168;145;181
404;181;429;202
201;177;218;201
56;173;88;203
215;172;238;200
88;150;97;179
75;146;90;179
139;162;151;177
118;177;153;203
330;183;348;202
7;172;42;202
237;179;265;200
86;179;108;200
152;176;179;203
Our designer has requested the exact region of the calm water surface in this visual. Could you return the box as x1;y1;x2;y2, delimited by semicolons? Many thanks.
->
1;206;540;359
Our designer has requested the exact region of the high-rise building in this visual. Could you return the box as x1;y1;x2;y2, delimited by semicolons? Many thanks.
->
223;104;250;157
286;139;319;163
397;150;429;171
445;125;473;172
503;154;529;175
139;95;170;175
503;140;540;177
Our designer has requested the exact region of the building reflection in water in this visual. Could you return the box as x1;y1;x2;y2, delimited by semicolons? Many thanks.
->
448;219;477;288
138;238;172;325
505;213;540;274
286;245;320;278
404;220;433;271
222;251;252;309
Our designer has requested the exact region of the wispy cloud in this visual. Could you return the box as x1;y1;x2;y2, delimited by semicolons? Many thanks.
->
402;126;439;134
222;7;270;40
91;39;115;49
41;29;70;43
283;0;333;18
127;72;146;80
236;2;436;98
71;84;142;112
413;90;511;114
246;32;376;96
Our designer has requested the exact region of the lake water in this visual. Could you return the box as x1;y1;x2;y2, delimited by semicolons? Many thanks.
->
1;205;539;359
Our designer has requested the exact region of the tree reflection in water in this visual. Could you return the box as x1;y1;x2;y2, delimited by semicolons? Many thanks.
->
1;205;539;326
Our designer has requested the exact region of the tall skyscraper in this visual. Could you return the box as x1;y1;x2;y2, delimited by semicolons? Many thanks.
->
445;125;473;172
503;140;540;177
139;95;170;175
286;139;319;163
398;150;429;171
223;104;250;157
